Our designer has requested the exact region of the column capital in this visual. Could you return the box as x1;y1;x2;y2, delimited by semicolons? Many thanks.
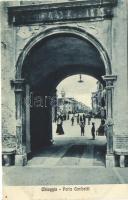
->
106;117;114;125
102;75;117;88
10;79;25;92
103;75;117;82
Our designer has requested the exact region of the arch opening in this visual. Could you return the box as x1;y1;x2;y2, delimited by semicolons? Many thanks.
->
15;28;111;162
16;26;112;79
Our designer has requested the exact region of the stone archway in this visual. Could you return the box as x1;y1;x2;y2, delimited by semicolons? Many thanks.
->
15;26;112;78
12;26;116;166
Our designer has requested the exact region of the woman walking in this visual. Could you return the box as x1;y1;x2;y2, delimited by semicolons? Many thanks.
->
56;116;64;135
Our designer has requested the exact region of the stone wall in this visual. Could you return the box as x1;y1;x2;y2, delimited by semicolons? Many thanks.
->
1;2;17;137
112;0;128;135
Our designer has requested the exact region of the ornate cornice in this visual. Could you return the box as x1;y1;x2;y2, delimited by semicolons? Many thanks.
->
10;79;25;92
103;75;117;88
8;0;117;26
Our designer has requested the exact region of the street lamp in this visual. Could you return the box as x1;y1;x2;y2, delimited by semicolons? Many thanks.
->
78;74;84;83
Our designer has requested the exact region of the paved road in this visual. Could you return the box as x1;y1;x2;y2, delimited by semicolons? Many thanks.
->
3;119;128;185
26;118;106;167
52;117;101;138
27;136;106;167
3;165;128;185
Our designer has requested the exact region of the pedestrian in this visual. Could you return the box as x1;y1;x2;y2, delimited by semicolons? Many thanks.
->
77;114;79;124
80;116;83;122
60;115;63;121
79;120;85;136
91;122;95;140
71;116;74;126
101;118;105;125
97;119;106;136
64;114;66;121
97;124;104;136
83;114;86;125
56;116;64;135
88;115;91;125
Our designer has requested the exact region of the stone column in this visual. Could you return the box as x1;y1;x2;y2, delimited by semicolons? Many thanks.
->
11;79;27;166
103;75;117;167
52;89;58;122
49;89;58;144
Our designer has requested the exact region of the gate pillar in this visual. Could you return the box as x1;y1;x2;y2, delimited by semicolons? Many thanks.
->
103;75;117;167
11;79;27;166
52;89;58;123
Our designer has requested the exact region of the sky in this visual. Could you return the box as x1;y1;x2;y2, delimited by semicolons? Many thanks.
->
57;75;98;108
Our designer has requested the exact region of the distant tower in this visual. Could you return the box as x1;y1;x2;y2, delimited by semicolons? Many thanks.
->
61;88;66;98
61;89;66;115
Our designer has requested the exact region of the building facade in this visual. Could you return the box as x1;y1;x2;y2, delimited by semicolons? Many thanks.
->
1;0;128;167
91;81;106;118
57;97;90;115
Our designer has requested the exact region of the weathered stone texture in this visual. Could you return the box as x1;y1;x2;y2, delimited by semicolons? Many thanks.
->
1;2;16;137
2;134;16;149
112;0;128;135
1;0;128;162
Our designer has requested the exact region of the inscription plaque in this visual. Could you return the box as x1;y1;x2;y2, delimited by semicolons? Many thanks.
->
8;0;117;26
114;135;128;150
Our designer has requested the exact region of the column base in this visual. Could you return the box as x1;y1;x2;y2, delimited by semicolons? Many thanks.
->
2;148;15;166
120;155;125;168
15;154;27;166
50;139;54;144
106;154;115;167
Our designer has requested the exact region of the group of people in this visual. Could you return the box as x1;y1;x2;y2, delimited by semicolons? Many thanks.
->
71;114;91;126
56;113;107;140
96;119;107;137
71;114;94;138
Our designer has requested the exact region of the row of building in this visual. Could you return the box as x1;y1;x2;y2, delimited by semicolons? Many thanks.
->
91;81;106;119
52;82;106;121
57;97;90;115
52;89;90;121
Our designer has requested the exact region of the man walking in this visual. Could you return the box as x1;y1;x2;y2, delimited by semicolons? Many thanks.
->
83;114;86;125
80;120;85;136
91;122;95;140
77;114;79;124
71;116;74;126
